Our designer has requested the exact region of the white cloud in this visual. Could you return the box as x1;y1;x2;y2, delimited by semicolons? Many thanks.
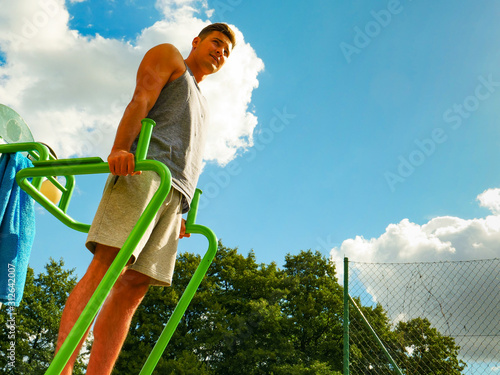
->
330;188;500;362
155;0;209;20
477;187;500;214
0;0;264;165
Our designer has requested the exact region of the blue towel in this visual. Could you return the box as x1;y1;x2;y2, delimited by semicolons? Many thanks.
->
0;152;35;307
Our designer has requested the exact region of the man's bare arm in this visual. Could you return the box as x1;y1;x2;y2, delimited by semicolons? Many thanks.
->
108;44;186;176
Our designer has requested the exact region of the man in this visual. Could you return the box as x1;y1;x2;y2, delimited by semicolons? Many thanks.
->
55;23;236;374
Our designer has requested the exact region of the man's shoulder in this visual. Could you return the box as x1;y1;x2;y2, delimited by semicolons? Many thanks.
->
148;43;184;62
144;44;186;80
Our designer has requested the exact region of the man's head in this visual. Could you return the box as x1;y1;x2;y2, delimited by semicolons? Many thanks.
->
186;23;236;80
198;23;236;50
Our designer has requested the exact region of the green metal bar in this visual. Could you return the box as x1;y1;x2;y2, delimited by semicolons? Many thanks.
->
58;174;75;213
33;156;105;167
16;160;168;233
27;149;40;161
185;188;201;227
344;257;349;375
136;118;155;161
139;190;217;375
0;141;50;189
14;118;160;233
16;162;110;233
19;152;78;214
0;142;50;163
349;295;404;375
45;175;67;193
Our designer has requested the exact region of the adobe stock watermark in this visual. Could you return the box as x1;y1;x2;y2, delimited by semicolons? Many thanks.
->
316;234;341;254
77;64;168;159
210;0;245;21
79;124;116;157
340;0;411;64
77;94;133;157
197;106;296;209
223;308;263;351
384;74;500;192
5;263;17;369
8;0;61;49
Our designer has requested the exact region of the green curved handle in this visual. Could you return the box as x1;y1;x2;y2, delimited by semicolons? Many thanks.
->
139;189;218;375
0;141;51;190
13;118;159;233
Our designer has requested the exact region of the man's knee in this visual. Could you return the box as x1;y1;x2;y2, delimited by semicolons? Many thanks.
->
115;270;151;296
93;244;121;267
79;244;122;285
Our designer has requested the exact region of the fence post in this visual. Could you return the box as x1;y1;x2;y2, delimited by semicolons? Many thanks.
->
343;257;349;375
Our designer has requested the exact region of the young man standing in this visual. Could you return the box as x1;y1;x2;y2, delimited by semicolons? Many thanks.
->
55;23;236;374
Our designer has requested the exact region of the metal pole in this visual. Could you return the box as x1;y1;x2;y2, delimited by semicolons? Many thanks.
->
343;257;349;375
135;118;155;161
139;215;217;374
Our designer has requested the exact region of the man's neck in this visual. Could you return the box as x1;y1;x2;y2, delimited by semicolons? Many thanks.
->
184;58;206;83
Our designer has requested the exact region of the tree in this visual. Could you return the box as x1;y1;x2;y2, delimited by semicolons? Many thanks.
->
112;243;467;374
393;317;466;374
115;246;345;374
348;300;401;374
279;250;344;372
271;360;342;375
0;247;467;374
0;258;90;374
347;299;467;374
115;242;291;375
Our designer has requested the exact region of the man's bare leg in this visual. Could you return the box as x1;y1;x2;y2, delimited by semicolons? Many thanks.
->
55;244;122;375
85;269;150;375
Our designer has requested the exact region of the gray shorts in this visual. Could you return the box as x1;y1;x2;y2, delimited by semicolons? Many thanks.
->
86;171;183;286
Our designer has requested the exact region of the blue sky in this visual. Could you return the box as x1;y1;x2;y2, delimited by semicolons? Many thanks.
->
1;0;499;370
1;0;498;299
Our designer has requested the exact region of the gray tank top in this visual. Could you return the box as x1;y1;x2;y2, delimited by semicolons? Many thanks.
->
131;65;208;213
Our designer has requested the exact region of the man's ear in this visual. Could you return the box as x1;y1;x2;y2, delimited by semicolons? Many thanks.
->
191;36;201;49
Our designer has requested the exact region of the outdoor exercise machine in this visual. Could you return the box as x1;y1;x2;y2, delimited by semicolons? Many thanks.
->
0;104;218;374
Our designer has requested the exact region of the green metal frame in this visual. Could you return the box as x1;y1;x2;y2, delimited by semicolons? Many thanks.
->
0;118;218;374
343;257;350;375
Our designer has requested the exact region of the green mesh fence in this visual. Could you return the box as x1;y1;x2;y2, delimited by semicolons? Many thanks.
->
345;258;500;374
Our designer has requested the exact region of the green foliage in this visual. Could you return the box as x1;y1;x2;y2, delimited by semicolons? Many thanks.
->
348;300;399;374
394;317;466;374
0;258;89;374
113;244;466;374
271;360;342;375
281;250;344;369
115;243;293;374
0;247;466;374
115;246;345;374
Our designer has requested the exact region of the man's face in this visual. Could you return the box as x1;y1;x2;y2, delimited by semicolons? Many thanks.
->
193;31;232;74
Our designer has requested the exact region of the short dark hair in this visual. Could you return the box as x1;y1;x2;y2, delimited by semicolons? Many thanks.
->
198;23;236;49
